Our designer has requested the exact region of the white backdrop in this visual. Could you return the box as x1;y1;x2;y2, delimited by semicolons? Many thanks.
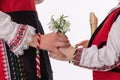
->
36;0;118;80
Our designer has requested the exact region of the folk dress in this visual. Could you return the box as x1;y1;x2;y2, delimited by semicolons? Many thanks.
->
0;0;53;80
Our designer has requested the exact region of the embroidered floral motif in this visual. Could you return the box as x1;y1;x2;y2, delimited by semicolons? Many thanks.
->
8;24;28;51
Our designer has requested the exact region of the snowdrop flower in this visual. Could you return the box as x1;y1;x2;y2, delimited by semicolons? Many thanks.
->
48;14;70;34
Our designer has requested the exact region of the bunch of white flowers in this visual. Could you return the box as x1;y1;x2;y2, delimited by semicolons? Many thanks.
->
48;14;70;34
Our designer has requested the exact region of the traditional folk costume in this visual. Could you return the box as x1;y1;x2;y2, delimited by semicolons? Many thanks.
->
0;0;53;80
73;3;120;80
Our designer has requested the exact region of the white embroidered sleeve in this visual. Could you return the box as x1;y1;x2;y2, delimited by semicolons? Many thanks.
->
0;11;36;56
77;15;120;71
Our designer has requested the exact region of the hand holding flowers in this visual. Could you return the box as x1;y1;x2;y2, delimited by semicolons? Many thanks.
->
48;15;76;61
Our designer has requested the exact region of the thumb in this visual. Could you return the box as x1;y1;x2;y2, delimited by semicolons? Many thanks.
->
53;48;66;58
49;53;67;61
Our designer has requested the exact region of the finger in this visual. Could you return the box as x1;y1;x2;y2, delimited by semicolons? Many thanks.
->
57;32;65;37
53;48;66;58
59;33;69;40
75;40;88;46
60;38;69;43
75;43;83;47
75;41;84;46
57;33;69;42
49;53;67;61
56;42;70;48
57;37;69;43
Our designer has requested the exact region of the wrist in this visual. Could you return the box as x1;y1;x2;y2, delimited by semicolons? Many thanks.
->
69;47;78;63
58;46;76;61
39;34;44;49
73;48;83;65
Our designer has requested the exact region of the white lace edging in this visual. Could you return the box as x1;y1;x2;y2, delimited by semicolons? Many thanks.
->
12;25;36;56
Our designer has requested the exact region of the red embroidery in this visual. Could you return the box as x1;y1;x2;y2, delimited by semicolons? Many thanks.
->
8;24;28;51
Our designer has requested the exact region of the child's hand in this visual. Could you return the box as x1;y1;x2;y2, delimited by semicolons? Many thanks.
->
75;40;89;48
49;46;76;61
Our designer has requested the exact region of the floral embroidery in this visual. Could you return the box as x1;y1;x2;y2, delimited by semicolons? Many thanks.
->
8;24;28;51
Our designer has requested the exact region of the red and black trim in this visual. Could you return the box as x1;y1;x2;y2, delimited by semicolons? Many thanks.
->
88;8;120;49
